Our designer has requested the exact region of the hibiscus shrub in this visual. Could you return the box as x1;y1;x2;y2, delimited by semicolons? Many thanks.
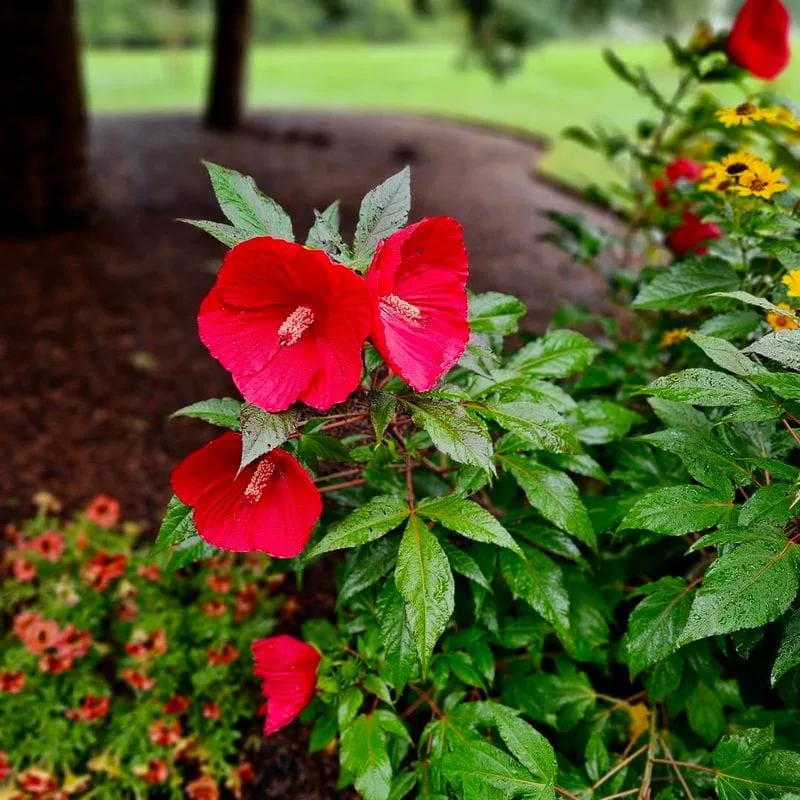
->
0;497;273;799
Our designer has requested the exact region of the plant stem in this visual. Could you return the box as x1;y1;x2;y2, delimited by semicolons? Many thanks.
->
593;745;649;791
318;478;365;493
650;759;714;775
658;736;697;800
637;706;659;800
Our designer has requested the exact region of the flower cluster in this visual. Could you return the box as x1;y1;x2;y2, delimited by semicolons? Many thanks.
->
701;151;788;199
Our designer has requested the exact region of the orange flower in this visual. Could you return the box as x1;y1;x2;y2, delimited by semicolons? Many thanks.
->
121;668;155;692
85;495;121;528
0;671;25;694
207;643;239;667
162;694;191;715
28;531;65;562
230;763;254;799
39;653;74;675
0;751;9;781
767;303;800;331
136;564;161;581
125;629;167;659
20;617;61;655
82;552;127;591
201;599;227;618
202;701;221;721
206;573;232;594
186;774;220;800
66;695;110;723
149;718;182;747
57;625;92;659
13;610;42;639
135;759;169;785
116;597;140;622
234;585;257;622
17;768;58;795
11;557;37;582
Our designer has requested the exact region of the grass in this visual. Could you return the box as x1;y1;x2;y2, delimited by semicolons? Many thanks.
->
85;41;800;186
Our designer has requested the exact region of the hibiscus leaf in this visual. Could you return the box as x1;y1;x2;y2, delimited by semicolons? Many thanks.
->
178;219;254;248
369;390;397;442
352;166;411;266
164;532;218;572
417;495;521;553
340;714;392;800
307;495;410;558
508;330;600;378
643;368;762;406
631;259;738;311
202;160;294;241
238;404;300;469
306;200;347;258
152;495;198;555
469;291;527;335
376;576;417;690
772;609;800;685
687;333;766;377
490;704;558;785
403;395;495;474
744;330;800;371
171;398;242;430
395;514;455;674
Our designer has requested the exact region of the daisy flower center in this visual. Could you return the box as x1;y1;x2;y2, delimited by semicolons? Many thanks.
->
736;102;756;117
748;178;768;192
278;305;315;347
725;162;748;175
381;293;424;324
244;458;276;503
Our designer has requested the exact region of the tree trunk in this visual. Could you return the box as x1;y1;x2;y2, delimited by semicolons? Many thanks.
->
205;0;250;131
0;0;88;234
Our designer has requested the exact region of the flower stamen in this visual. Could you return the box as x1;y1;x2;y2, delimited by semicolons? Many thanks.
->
244;459;276;503
278;306;315;347
381;294;425;324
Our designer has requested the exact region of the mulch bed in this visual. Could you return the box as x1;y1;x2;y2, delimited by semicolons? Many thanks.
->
0;110;616;797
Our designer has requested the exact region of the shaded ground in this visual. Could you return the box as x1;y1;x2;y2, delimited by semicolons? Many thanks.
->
0;110;614;525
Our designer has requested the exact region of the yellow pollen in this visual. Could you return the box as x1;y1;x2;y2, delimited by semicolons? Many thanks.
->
278;305;315;346
381;293;424;323
244;459;276;502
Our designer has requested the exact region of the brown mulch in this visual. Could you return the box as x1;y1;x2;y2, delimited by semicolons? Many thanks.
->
0;110;617;797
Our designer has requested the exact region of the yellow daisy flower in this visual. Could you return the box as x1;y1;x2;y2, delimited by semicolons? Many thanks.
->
766;303;800;332
759;106;800;129
715;102;763;127
660;328;693;347
782;270;800;298
732;161;789;199
720;151;765;177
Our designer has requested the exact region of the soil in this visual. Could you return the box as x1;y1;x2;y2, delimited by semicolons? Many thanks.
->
0;110;617;797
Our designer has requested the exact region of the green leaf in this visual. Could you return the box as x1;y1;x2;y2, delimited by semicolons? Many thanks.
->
772;610;800;685
238;404;299;469
679;540;800;644
338;687;365;729
473;400;580;454
339;536;398;605
632;259;738;311
418;495;521;553
404;396;494;474
376;577;417;691
698;310;761;341
745;330;800;371
152;496;197;554
508;330;600;378
619;485;733;536
341;714;392;800
687;679;725;744
500;545;570;641
714;727;800;800
739;484;794;528
179;219;253;248
688;333;766;377
163;533;217;572
712;290;800;320
644;368;761;406
369;391;397;442
625;577;693;677
352;166;411;265
202;160;294;240
306;200;344;256
572;400;642;445
469;292;527;335
307;495;410;558
442;740;552;800
491;705;557;784
763;238;800;270
171;397;242;430
442;541;492;590
395;515;455;673
501;454;595;549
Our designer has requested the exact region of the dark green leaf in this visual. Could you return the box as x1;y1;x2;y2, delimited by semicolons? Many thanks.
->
352;167;411;265
239;404;299;469
619;485;733;536
171;397;242;430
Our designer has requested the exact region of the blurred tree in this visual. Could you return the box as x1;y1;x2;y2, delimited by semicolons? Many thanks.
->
0;0;88;233
205;0;250;130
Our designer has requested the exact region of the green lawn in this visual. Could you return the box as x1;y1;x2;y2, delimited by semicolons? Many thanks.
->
85;41;800;186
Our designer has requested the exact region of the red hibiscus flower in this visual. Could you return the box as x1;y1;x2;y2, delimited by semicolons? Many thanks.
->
136;564;161;581
17;768;58;795
149;718;182;747
11;557;37;582
653;157;704;206
66;695;110;723
365;217;469;392
27;531;65;562
82;552;127;591
666;211;722;256
203;701;221;721
186;774;220;800
85;494;121;527
0;751;9;781
135;759;169;786
171;432;321;558
252;635;320;735
728;0;791;80
207;642;239;666
0;670;25;693
121;668;155;692
162;694;191;715
198;236;371;412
